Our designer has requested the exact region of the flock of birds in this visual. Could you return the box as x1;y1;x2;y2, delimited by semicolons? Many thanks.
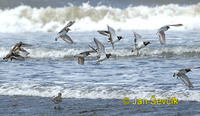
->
2;21;200;107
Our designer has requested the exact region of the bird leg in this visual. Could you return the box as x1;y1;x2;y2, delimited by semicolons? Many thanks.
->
177;74;179;79
112;43;114;49
61;36;65;41
161;31;164;36
137;50;139;56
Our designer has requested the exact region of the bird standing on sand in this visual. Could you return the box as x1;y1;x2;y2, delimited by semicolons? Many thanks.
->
55;21;75;44
53;93;62;109
53;93;62;104
131;32;151;56
157;24;183;45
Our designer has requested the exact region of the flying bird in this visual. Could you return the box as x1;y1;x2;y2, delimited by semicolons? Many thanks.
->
97;25;123;49
3;42;32;61
89;38;111;64
131;32;151;56
173;67;200;88
157;24;183;45
55;21;75;44
75;50;95;65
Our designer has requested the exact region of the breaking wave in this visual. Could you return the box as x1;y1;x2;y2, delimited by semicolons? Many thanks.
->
0;83;200;101
0;3;200;33
1;46;200;59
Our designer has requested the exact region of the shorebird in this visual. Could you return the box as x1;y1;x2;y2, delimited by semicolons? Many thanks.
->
157;24;183;45
55;21;75;44
53;93;62;104
3;42;32;61
89;38;111;64
53;93;62;109
131;32;151;56
3;52;25;61
173;67;200;88
74;50;96;65
97;25;123;49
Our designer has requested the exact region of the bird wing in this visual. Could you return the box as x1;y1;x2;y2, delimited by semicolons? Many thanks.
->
188;67;200;69
80;50;96;54
167;24;183;27
14;48;29;58
59;21;75;33
61;34;74;44
65;21;75;28
94;38;106;59
20;43;33;47
107;25;116;43
158;31;166;45
88;45;98;53
97;30;110;37
134;32;143;47
179;74;194;88
194;67;200;69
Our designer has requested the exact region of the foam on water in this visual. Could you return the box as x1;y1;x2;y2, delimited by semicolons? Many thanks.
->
1;29;200;103
0;3;200;32
1;46;200;59
0;83;200;101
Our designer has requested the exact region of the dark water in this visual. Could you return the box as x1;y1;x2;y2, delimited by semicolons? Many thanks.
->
0;95;200;115
0;0;200;9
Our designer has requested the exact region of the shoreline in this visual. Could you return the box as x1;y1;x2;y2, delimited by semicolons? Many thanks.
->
0;95;200;115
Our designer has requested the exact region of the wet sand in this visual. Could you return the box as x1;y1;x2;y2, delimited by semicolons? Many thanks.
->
0;95;200;115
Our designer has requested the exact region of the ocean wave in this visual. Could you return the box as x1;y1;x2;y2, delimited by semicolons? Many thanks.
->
1;46;200;59
0;84;200;101
0;3;200;32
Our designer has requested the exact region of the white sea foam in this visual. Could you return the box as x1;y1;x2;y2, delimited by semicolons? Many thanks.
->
1;46;200;59
0;3;200;33
0;84;200;101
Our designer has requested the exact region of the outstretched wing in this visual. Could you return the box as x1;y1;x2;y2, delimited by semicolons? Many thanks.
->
134;32;143;46
20;43;33;47
194;67;200;69
167;24;183;27
94;38;106;59
88;45;98;53
61;34;74;44
59;21;75;33
65;21;75;28
179;74;194;88
107;25;116;43
97;31;110;37
158;31;166;45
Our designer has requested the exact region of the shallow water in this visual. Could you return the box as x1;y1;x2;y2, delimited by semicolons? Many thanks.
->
1;96;200;115
0;30;200;102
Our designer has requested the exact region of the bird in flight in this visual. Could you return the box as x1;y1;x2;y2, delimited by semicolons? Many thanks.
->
97;25;123;49
157;24;183;45
131;32;151;56
55;21;75;44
